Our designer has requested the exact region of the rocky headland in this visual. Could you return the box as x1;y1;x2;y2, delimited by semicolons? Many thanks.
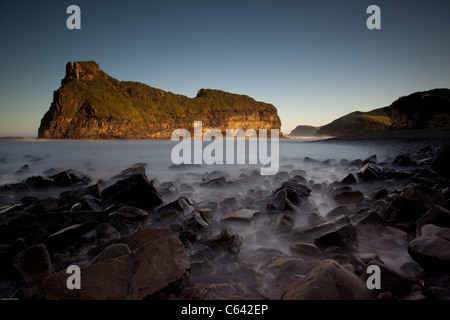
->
38;61;281;139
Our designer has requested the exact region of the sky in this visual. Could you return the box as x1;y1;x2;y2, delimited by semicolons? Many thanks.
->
0;0;449;137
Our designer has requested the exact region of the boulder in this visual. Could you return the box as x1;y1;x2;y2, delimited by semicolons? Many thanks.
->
25;233;190;299
289;242;322;256
59;183;103;207
339;173;357;185
384;186;445;223
205;228;243;255
416;205;450;235
281;259;374;300
314;223;358;253
156;197;194;216
360;260;418;298
87;243;131;265
431;145;450;179
27;197;59;214
220;209;260;223
357;163;383;180
184;210;210;233
275;179;311;204
13;244;52;285
334;190;364;204
326;204;352;219
101;174;162;210
272;214;294;233
408;224;450;270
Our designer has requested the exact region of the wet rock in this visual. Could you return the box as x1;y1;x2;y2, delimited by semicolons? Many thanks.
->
15;164;30;175
50;170;90;187
357;163;383;180
218;197;238;210
361;260;418;298
26;197;59;214
281;259;374;300
266;257;317;287
292;215;350;242
101;173;162;210
308;212;326;225
314;223;358;253
408;224;450;271
199;176;227;189
205;228;243;255
184;210;210;233
13;244;52;286
59;183;103;207
334;190;364;205
272;214;294;233
25;233;190;299
326;204;352;219
431;145;450;179
156;197;195;216
234;264;263;290
416;205;450;235
362;154;377;165
384;185;446;223
112;163;147;180
87;243;131;266
290;242;322;257
114;228;173;251
177;283;238;300
220;209;260;223
24;176;54;188
304;157;320;164
393;154;415;166
339;173;357;185
47;221;98;252
275;179;311;203
9;211;108;235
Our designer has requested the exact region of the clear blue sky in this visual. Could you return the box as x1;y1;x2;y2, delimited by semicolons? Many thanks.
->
0;0;449;137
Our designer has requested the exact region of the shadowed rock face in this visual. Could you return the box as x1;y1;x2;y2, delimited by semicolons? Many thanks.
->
38;61;282;139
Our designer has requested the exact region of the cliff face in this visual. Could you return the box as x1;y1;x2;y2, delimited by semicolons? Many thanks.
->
38;61;282;139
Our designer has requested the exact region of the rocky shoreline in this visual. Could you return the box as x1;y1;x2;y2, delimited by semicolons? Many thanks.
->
1;139;450;300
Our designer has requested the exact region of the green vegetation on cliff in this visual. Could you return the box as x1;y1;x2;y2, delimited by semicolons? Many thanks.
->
38;61;281;139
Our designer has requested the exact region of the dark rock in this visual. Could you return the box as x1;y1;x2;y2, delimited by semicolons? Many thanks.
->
218;197;238;210
101;174;162;210
308;212;326;225
357;163;383;180
184;210;210;233
8;211;108;235
276;179;311;201
27;197;59;214
314;223;358;253
205;228;243;254
156;197;195;216
266;257;317;287
374;188;389;199
112;164;147;180
47;221;98;252
334;190;364;204
326;204;352;219
24;176;54;188
304;157;320;164
408;224;450;271
361;260;419;298
339;173;357;185
0;223;41;244
290;242;322;256
113;228;173;251
281;259;373;300
431;145;450;179
292;215;350;242
362;154;377;165
13;244;52;286
272;214;294;233
199;176;226;188
384;185;446;223
25;233;190;299
87;243;131;265
59;183;103;207
416;205;450;235
220;209;260;223
393;155;415;166
234;264;263;290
